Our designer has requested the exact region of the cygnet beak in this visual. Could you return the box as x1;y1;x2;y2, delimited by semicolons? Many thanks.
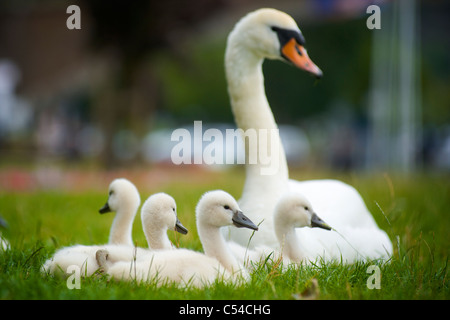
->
174;218;189;235
311;212;332;231
232;210;259;231
99;202;111;214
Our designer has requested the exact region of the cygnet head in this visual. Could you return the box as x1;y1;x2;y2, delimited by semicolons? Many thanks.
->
274;193;331;231
196;190;258;231
227;8;322;78
99;178;141;214
141;193;188;235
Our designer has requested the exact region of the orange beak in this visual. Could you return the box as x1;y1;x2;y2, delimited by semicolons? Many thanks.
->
281;38;323;79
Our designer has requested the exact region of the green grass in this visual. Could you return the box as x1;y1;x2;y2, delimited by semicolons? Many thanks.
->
0;169;448;299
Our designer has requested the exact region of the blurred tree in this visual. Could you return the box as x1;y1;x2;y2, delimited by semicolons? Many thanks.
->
81;0;226;167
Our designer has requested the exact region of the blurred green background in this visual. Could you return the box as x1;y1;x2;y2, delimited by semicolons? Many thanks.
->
0;0;448;177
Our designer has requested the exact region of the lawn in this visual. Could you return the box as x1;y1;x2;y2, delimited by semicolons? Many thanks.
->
0;166;448;300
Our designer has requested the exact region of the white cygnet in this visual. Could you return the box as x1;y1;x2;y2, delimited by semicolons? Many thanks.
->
97;190;258;288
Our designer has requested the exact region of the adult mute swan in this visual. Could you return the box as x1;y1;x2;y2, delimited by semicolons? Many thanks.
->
96;190;258;288
224;8;392;262
41;178;141;276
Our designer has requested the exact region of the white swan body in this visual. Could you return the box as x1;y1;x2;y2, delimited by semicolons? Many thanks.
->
224;8;392;262
41;178;141;276
98;190;258;288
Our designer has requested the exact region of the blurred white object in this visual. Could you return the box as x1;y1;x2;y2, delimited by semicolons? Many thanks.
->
0;59;33;137
0;216;10;252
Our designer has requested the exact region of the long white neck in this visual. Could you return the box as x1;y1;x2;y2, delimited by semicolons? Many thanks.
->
198;221;245;275
224;34;289;248
275;222;304;263
226;43;289;187
108;207;135;246
144;224;172;250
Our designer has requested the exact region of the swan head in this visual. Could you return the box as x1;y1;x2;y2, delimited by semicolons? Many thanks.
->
196;190;258;231
227;8;322;78
275;192;331;231
99;178;141;215
141;193;188;235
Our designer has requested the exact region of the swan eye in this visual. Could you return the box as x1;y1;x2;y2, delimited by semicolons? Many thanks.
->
172;208;175;212
304;206;309;211
224;205;230;210
271;26;306;46
109;190;114;196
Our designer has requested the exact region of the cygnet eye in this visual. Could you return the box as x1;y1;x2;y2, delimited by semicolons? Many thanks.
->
304;206;309;211
172;207;176;212
224;205;230;210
